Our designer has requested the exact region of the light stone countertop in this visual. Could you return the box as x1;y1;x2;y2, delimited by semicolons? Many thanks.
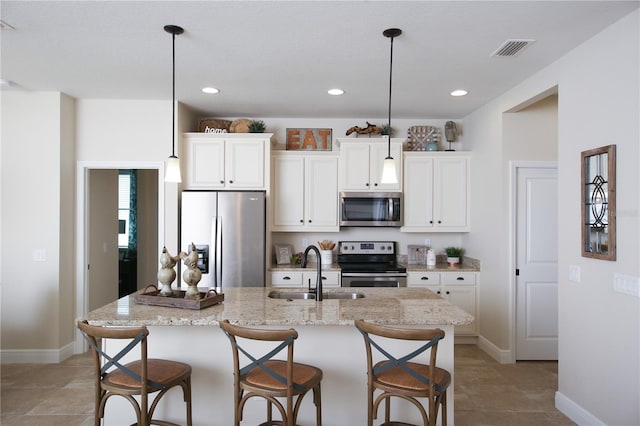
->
269;258;480;273
85;287;474;327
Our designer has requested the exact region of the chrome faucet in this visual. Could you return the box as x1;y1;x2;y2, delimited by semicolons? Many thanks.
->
301;245;323;301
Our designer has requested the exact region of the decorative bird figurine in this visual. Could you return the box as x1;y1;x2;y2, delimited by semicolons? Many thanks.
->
157;247;182;296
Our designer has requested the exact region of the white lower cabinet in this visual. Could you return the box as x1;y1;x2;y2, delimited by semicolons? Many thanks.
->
408;271;477;336
270;270;340;288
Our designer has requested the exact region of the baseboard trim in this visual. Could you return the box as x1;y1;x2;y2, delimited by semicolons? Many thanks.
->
1;341;75;364
454;335;478;344
477;335;513;364
555;391;605;425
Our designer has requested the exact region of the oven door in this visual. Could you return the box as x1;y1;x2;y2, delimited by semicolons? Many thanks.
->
341;272;407;288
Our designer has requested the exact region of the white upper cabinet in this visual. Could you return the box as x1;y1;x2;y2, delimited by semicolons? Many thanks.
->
182;133;273;189
402;152;470;232
337;138;403;191
272;152;339;232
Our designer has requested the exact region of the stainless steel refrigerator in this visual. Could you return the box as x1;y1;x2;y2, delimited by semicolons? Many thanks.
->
180;191;266;289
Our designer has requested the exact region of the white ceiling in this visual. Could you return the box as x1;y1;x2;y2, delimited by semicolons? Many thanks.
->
1;1;637;119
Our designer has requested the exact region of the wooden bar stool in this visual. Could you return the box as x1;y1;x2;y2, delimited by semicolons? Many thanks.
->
354;319;450;426
77;320;192;426
219;319;322;426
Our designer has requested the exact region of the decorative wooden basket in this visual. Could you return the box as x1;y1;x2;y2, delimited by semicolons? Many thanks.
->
134;285;224;310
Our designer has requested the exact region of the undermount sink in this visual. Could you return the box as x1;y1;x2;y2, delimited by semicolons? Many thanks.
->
267;290;365;300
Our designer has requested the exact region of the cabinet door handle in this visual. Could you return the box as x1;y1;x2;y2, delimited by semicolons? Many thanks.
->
456;277;465;281
421;277;429;280
283;276;291;280
321;276;327;280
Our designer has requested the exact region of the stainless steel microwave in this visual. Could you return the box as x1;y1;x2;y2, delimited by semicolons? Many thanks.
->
339;192;402;227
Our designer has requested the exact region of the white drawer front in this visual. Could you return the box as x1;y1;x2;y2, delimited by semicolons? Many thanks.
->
270;271;303;287
441;272;476;285
303;271;340;288
408;272;441;287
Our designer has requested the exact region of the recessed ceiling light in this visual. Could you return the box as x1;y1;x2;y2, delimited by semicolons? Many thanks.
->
202;87;220;94
328;88;344;96
450;89;468;97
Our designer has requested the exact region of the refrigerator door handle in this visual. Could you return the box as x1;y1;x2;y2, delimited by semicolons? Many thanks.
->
216;216;223;288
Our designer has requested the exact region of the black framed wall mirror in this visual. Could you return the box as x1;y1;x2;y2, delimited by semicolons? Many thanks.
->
581;144;616;260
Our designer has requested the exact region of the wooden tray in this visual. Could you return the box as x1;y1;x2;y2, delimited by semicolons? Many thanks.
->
134;285;224;310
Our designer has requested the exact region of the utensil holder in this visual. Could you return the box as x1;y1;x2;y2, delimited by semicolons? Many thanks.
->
320;250;333;265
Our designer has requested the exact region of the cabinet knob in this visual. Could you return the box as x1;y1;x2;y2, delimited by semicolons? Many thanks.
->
220;180;224;184
446;291;451;295
374;183;378;187
429;220;433;224
308;220;312;223
365;183;370;187
436;290;441;294
300;219;304;223
229;180;234;184
421;276;429;280
438;220;442;224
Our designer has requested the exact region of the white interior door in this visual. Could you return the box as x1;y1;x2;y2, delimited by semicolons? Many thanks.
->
516;166;558;360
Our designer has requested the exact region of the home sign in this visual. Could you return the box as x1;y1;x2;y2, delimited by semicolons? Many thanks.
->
286;128;332;151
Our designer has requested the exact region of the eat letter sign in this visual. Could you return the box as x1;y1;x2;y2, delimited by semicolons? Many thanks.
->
286;128;332;151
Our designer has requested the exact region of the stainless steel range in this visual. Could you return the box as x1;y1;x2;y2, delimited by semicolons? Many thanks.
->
338;241;407;287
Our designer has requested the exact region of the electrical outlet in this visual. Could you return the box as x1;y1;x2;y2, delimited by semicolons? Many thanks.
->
424;239;431;248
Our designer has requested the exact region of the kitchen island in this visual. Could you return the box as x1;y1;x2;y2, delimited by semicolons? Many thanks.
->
85;287;473;425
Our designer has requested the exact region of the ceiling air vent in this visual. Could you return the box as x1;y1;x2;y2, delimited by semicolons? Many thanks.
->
491;39;535;57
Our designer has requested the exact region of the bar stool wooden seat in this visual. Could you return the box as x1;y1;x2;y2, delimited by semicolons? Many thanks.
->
77;320;192;426
354;319;450;426
219;319;322;426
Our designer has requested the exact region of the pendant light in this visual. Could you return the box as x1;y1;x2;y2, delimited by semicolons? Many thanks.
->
164;25;184;183
380;28;401;184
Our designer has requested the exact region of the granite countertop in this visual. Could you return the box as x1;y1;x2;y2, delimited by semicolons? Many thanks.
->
270;262;341;272
271;262;479;273
85;287;474;327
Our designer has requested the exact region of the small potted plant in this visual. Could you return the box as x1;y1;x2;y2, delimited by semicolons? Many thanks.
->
380;124;393;136
445;247;463;266
248;119;266;133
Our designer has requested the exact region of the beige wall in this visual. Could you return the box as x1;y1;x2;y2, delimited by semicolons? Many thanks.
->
1;92;75;359
463;10;638;425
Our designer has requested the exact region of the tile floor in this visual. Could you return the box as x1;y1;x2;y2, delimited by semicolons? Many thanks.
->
1;345;575;425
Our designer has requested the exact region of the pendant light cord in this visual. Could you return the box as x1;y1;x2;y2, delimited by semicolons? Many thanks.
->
387;35;394;158
171;31;176;158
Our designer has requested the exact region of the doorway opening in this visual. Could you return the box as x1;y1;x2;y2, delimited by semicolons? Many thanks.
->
75;161;165;353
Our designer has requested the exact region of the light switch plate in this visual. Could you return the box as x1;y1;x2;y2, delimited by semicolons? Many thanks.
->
569;265;581;283
613;273;640;297
33;249;46;262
